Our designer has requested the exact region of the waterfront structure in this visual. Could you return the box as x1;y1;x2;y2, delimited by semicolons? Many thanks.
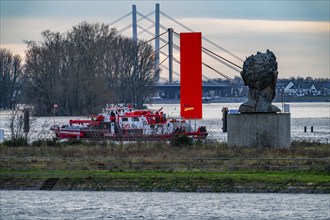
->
228;50;291;148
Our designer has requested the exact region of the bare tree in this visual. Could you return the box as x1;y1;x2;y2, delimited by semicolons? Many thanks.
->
24;31;65;115
24;21;157;115
5;106;36;145
132;42;157;108
0;49;23;109
66;22;117;114
109;37;156;108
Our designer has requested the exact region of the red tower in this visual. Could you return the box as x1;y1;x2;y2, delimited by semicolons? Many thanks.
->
180;32;202;119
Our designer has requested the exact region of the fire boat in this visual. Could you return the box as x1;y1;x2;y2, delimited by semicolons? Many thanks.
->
50;104;208;141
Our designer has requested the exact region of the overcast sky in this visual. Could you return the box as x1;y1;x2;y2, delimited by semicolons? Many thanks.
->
1;0;329;79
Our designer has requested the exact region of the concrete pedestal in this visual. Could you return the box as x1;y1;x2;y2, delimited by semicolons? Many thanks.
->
227;113;291;148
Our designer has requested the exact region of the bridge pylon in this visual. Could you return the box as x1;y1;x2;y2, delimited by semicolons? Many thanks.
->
154;3;160;82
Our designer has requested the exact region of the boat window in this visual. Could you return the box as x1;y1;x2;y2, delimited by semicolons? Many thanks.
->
132;117;139;121
122;117;128;121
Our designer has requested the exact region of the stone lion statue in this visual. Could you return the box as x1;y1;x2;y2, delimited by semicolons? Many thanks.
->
239;50;281;113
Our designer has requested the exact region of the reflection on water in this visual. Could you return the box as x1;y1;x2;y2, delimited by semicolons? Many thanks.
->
1;191;329;220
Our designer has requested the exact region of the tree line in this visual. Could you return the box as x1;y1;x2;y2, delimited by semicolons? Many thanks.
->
0;49;23;109
1;22;156;115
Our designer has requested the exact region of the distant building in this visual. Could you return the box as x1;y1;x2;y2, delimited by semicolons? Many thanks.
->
284;82;321;97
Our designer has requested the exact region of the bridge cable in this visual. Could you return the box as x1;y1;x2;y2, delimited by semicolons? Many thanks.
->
172;43;180;51
203;48;241;73
136;24;169;46
137;11;154;21
160;64;180;78
159;56;169;67
135;12;234;80
118;23;132;33
108;12;132;27
137;11;169;31
134;11;155;28
160;64;219;83
154;56;169;73
202;62;231;80
137;24;154;36
162;13;244;62
172;56;180;64
140;30;168;45
137;24;155;37
136;23;165;40
149;43;169;57
117;11;154;34
172;32;241;72
203;47;242;70
200;74;220;83
172;31;180;37
159;50;168;57
167;50;230;80
163;42;232;80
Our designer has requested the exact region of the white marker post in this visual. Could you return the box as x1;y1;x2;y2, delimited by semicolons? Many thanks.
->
53;104;58;127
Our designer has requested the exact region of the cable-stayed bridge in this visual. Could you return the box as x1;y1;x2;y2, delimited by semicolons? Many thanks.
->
109;3;244;99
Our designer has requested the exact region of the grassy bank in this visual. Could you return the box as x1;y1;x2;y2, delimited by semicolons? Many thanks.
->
1;170;329;193
1;140;329;193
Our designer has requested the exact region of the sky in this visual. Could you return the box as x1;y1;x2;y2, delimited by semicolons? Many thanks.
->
1;0;329;80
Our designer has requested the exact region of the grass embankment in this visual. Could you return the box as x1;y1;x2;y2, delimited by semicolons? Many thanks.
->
1;140;329;193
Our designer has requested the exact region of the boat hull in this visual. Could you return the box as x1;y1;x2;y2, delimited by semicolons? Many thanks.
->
52;128;207;141
51;104;208;141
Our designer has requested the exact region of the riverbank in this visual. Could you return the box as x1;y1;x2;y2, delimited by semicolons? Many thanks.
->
1;141;329;193
1;170;329;193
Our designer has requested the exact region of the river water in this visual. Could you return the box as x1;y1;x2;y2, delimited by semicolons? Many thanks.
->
0;191;329;219
149;102;330;143
0;102;329;143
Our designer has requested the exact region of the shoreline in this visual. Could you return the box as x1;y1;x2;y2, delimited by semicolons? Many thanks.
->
1;171;329;194
1;142;329;194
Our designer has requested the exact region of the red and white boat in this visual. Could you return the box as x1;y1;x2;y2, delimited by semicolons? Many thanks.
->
51;104;208;141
